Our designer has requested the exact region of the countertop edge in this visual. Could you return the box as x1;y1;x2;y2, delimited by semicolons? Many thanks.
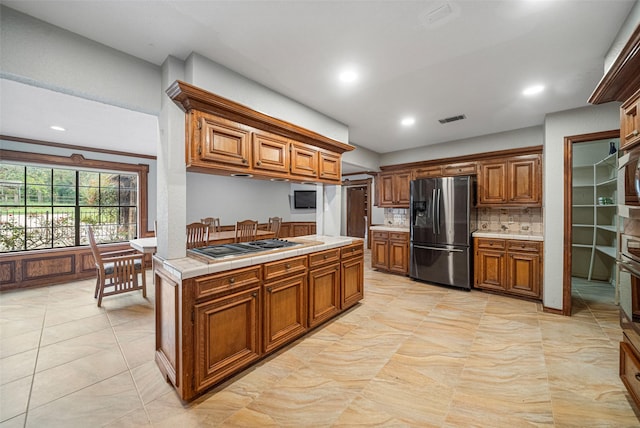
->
472;231;544;241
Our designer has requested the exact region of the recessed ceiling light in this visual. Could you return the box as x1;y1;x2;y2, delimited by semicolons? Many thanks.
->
339;70;358;83
50;125;66;131
522;84;545;96
401;117;415;126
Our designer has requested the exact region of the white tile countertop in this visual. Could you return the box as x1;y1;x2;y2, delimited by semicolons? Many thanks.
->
370;225;410;232
154;235;361;280
472;230;544;241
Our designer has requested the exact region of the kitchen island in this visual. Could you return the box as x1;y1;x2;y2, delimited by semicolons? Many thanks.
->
153;235;364;401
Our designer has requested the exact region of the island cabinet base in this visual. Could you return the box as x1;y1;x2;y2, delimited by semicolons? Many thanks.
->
155;240;364;401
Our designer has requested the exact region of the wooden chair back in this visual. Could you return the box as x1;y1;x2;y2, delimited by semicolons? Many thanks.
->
86;225;146;307
186;222;210;249
201;217;221;233
235;220;259;243
268;216;282;238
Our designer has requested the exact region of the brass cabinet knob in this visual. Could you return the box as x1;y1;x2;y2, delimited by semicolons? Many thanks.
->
229;277;235;283
285;263;291;269
257;161;262;166
267;287;272;293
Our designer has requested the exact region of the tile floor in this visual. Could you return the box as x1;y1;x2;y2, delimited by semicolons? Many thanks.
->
1;254;640;427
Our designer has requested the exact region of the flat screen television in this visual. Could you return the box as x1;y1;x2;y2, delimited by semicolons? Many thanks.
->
294;190;316;209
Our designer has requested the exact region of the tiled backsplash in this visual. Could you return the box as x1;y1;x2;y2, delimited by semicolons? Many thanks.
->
383;208;410;227
387;207;544;233
475;207;543;234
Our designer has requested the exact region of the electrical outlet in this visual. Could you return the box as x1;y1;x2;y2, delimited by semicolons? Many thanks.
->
508;216;514;224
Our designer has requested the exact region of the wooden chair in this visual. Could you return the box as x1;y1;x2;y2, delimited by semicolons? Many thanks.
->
200;217;221;233
235;220;259;242
186;222;209;249
268;216;282;238
87;225;146;307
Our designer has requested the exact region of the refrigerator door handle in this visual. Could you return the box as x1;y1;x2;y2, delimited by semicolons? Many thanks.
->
436;188;441;235
431;188;437;232
413;245;464;253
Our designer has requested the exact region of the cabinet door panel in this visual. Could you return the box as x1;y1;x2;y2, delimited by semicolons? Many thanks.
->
475;249;506;291
264;274;307;353
379;174;395;206
199;116;250;167
309;264;341;328
319;151;341;181
341;256;364;309
507;252;540;298
253;132;289;173
395;172;412;206
371;239;389;270
478;162;507;205
389;240;409;274
194;287;260;392
509;158;540;204
621;93;640;150
291;142;318;177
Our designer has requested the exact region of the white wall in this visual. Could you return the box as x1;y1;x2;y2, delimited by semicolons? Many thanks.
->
604;0;640;73
379;126;543;166
0;6;161;115
543;102;621;310
342;143;380;171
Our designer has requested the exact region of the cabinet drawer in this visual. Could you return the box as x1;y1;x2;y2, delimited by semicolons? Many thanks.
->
506;240;541;253
414;166;441;179
443;162;477;176
476;238;506;250
309;248;341;268
194;266;262;300
390;232;409;242
341;242;364;259
263;255;308;281
372;231;389;240
620;340;640;405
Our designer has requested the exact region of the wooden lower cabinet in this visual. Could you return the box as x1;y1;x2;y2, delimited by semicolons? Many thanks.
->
193;286;261;393
263;273;307;353
371;230;409;275
341;242;365;309
474;238;542;300
155;240;364;401
308;249;341;328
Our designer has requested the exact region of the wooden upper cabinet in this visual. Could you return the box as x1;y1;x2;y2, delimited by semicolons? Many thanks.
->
442;162;477;177
196;113;251;168
414;165;442;179
378;171;411;207
478;154;541;207
478;161;507;204
252;131;289;173
508;156;540;205
290;142;319;178
621;89;640;150
169;81;354;184
319;151;341;181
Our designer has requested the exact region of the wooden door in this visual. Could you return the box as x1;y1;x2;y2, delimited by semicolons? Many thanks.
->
193;287;261;393
507;251;541;298
478;161;507;205
508;156;540;205
308;263;341;328
341;256;364;310
263;273;307;353
347;186;367;238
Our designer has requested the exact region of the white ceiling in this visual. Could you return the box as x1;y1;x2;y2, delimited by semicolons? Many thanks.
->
0;0;636;159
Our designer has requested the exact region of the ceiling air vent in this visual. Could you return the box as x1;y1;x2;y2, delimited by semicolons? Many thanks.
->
438;114;466;124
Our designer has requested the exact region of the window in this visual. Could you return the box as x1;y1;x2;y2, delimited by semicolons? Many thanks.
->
0;150;149;253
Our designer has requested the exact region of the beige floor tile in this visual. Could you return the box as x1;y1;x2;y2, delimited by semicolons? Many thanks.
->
0;413;26;428
0;329;41;359
130;360;174;405
39;313;111;347
0;348;37;385
0;376;31;423
35;327;118;372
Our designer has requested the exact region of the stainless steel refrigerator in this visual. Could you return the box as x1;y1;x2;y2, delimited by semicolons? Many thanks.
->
410;176;472;290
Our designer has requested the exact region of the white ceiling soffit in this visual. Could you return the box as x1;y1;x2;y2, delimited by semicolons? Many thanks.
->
0;79;158;157
1;0;636;155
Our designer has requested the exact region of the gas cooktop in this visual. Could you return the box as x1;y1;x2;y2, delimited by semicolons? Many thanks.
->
189;239;300;259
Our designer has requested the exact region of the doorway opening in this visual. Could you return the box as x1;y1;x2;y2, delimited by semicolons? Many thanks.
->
344;178;372;248
563;129;620;316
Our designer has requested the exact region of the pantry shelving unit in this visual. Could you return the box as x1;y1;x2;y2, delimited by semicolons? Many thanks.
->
571;152;618;282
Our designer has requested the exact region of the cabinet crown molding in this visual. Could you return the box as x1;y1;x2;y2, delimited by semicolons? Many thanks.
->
167;80;354;155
